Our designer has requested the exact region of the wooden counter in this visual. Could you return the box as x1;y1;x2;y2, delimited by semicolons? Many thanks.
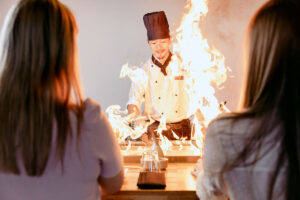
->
103;162;199;200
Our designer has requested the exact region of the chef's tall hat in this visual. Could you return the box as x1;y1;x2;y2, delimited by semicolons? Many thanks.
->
143;11;170;40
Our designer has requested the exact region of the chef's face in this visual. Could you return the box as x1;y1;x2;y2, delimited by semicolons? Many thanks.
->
148;38;171;61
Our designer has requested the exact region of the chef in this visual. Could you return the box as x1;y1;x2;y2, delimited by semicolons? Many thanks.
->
127;11;191;140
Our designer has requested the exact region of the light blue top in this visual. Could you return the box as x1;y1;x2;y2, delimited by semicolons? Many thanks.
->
196;114;286;200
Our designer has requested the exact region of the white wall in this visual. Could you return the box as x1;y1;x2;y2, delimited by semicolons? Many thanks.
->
0;0;267;111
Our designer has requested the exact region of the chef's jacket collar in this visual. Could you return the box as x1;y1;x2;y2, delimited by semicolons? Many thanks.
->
151;52;172;76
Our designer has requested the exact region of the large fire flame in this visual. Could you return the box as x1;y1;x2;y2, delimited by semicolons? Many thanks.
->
106;0;229;157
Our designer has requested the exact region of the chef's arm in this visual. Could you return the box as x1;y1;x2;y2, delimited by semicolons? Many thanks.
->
127;69;147;118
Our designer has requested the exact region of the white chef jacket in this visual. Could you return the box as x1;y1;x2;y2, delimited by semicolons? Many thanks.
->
127;57;190;123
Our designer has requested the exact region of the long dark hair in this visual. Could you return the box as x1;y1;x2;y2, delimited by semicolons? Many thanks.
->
221;1;300;199
0;0;84;176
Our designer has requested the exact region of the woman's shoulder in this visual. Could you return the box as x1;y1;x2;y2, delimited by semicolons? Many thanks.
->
206;113;257;144
206;113;234;135
84;98;102;113
81;98;107;129
80;98;115;145
204;114;256;167
84;97;111;120
209;113;255;133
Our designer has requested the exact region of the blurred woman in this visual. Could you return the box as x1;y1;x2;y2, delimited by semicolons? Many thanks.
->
196;1;300;200
0;0;123;199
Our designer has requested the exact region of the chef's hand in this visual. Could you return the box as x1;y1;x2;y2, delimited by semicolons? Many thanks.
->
129;118;147;129
127;104;140;117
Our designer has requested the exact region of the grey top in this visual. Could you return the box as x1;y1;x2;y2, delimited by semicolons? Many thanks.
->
0;98;123;200
196;114;286;200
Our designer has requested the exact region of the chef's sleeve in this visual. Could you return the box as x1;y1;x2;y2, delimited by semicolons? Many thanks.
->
126;69;148;112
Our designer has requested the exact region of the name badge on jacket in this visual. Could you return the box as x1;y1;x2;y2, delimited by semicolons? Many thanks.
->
174;75;184;80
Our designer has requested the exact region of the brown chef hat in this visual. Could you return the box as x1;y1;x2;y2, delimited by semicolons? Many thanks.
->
143;11;170;40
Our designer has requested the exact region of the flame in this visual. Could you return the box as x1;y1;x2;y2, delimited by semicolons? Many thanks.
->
105;105;148;141
126;140;132;152
160;136;173;155
157;116;167;134
106;0;229;157
171;130;180;140
169;0;228;155
120;63;147;83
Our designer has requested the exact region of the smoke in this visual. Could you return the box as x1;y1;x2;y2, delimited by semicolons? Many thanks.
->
198;0;267;110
